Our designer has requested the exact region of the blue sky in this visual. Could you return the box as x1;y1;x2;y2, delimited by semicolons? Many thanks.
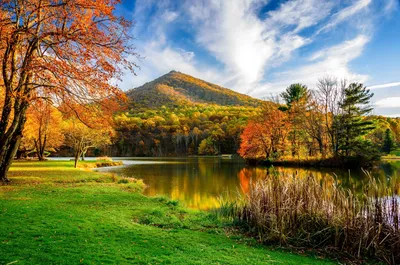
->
117;0;400;116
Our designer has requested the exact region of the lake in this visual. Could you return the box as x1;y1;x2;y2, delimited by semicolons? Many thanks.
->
96;157;400;209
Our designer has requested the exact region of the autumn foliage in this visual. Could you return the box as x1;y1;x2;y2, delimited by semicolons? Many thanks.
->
239;105;290;160
0;0;136;181
21;100;64;160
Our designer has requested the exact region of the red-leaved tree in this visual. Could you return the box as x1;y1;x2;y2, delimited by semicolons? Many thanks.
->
239;106;290;161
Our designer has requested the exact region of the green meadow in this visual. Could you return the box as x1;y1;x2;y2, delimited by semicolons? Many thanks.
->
0;161;335;265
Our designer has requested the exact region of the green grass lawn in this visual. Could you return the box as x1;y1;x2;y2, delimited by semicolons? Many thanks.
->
0;161;336;265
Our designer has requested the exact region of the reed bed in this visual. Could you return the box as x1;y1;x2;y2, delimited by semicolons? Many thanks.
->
231;171;400;264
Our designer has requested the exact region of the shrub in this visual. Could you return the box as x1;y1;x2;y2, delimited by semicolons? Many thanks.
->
117;177;145;192
95;161;123;168
166;199;179;207
118;178;129;184
96;156;113;161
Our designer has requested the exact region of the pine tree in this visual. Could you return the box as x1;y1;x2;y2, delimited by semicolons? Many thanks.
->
279;83;309;110
382;128;394;154
279;83;309;157
337;83;375;157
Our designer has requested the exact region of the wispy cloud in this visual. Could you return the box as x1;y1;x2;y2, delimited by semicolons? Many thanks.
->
250;35;370;97
317;0;372;34
383;114;400;118
369;82;400;90
374;97;400;108
185;0;335;91
384;0;399;14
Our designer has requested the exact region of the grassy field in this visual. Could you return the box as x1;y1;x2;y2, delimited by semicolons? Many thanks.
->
0;161;336;265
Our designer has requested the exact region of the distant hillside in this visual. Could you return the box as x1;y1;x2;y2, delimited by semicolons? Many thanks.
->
126;71;262;108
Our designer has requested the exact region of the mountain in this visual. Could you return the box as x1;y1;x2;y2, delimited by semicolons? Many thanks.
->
126;71;262;108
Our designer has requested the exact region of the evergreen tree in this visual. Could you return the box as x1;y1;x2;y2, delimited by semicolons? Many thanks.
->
279;83;309;110
382;128;394;154
337;83;375;157
279;83;309;157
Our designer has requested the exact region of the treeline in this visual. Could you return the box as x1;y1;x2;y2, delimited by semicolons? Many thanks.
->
15;78;400;166
239;78;400;166
111;105;259;156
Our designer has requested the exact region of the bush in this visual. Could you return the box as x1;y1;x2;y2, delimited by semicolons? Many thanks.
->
117;177;145;192
95;161;123;168
96;156;112;161
118;178;129;184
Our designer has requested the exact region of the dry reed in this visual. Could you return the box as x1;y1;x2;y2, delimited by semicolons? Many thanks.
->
233;170;400;264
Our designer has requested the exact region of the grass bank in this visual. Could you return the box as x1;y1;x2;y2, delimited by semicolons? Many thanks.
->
0;161;335;264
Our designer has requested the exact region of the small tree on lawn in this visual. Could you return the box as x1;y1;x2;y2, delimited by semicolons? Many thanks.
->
63;118;113;168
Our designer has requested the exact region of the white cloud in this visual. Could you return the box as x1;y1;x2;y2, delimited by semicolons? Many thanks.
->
250;35;370;97
184;0;333;92
374;97;400;108
369;82;400;90
317;0;372;34
309;35;369;62
162;10;179;22
267;0;334;33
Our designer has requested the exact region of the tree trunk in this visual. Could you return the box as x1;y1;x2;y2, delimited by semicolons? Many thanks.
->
0;118;26;183
0;137;23;183
0;98;29;183
34;139;44;161
38;134;47;161
16;150;23;160
74;151;80;168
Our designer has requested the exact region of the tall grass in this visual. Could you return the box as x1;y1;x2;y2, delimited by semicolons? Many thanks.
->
232;171;400;264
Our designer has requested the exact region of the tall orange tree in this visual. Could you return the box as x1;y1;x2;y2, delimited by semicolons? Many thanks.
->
0;0;137;182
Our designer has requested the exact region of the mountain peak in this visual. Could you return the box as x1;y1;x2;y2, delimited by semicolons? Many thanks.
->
126;71;262;108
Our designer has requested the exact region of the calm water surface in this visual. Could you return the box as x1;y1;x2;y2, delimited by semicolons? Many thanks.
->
97;157;400;209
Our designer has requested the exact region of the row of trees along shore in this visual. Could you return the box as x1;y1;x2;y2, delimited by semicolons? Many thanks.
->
111;79;400;165
8;77;396;173
239;78;397;166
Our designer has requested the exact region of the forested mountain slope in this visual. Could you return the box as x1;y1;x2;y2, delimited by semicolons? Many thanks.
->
126;71;262;108
111;71;267;156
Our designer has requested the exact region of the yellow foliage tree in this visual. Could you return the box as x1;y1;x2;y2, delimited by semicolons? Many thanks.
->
21;101;64;160
63;118;114;168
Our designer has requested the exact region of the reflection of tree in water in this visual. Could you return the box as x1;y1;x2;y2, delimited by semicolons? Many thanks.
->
104;158;400;209
238;166;361;195
380;162;400;180
238;168;252;194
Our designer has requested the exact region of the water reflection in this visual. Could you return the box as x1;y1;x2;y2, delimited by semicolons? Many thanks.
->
100;157;400;209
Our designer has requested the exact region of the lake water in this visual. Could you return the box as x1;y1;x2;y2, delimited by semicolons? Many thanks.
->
96;157;400;209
